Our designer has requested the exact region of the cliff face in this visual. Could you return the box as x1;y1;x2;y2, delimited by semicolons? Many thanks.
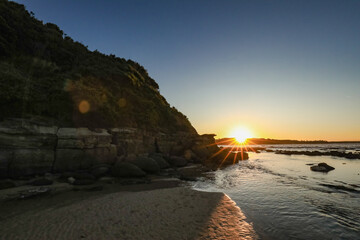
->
0;0;196;133
0;119;213;179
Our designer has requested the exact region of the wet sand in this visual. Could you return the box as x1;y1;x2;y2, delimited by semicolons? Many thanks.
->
0;181;257;239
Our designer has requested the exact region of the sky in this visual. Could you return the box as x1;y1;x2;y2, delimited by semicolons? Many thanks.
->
15;0;360;141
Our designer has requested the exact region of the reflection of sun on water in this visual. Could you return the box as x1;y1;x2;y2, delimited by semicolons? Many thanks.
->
232;127;253;144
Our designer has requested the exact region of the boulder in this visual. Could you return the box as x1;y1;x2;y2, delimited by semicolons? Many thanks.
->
72;179;96;185
72;172;96;180
91;165;110;178
148;154;170;169
311;162;335;172
130;157;160;173
111;162;146;178
0;179;16;190
177;164;210;181
30;178;53;186
0;150;12;178
168;156;188;167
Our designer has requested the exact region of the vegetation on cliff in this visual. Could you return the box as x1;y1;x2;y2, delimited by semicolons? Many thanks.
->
0;0;196;133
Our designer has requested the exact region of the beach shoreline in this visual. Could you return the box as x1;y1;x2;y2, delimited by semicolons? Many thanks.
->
0;179;258;239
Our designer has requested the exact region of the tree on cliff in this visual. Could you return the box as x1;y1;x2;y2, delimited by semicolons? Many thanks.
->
0;0;196;133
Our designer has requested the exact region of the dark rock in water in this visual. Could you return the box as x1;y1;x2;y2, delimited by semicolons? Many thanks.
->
111;162;146;178
30;178;53;186
0;179;16;190
72;179;96;185
310;162;335;172
130;157;160;173
148;155;170;169
168;156;188;167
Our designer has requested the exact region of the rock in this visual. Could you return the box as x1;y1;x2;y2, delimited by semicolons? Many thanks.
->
54;149;89;172
67;177;75;184
183;149;197;162
60;172;76;179
17;187;52;199
149;155;170;169
310;162;335;172
8;149;54;178
0;179;16;190
111;162;146;178
191;146;211;160
91;165;110;178
57;128;112;149
85;145;117;165
177;164;210;181
30;178;53;186
170;145;184;156
168;156;188;167
72;179;96;185
0;150;12;178
98;176;116;184
0;123;57;149
72;172;96;180
55;146;117;172
130;157;160;173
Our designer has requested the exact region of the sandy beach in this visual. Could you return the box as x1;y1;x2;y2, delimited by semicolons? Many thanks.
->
0;182;257;240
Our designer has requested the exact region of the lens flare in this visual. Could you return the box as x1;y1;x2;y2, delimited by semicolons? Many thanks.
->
78;100;90;113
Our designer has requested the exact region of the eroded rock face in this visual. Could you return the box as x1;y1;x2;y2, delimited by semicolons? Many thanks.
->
0;119;227;179
0;120;58;149
0;120;58;178
57;128;112;149
8;149;54;178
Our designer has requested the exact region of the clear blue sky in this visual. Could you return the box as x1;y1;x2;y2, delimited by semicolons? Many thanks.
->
15;0;360;140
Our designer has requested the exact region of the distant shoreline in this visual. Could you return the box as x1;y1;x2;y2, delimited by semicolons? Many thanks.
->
216;138;360;145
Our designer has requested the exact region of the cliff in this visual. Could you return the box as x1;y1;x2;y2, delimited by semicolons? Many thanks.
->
0;0;195;133
0;1;249;181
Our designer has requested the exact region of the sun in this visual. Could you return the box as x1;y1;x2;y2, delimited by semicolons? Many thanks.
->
232;127;253;144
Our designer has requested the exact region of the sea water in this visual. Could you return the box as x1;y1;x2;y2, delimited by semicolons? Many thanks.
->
192;143;360;240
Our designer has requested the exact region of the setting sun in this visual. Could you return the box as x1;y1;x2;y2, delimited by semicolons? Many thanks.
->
231;127;253;144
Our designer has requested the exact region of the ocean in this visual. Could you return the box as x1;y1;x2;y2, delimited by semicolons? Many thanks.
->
192;143;360;239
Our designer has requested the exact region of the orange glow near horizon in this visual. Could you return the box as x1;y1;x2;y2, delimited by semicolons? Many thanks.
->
230;126;254;144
